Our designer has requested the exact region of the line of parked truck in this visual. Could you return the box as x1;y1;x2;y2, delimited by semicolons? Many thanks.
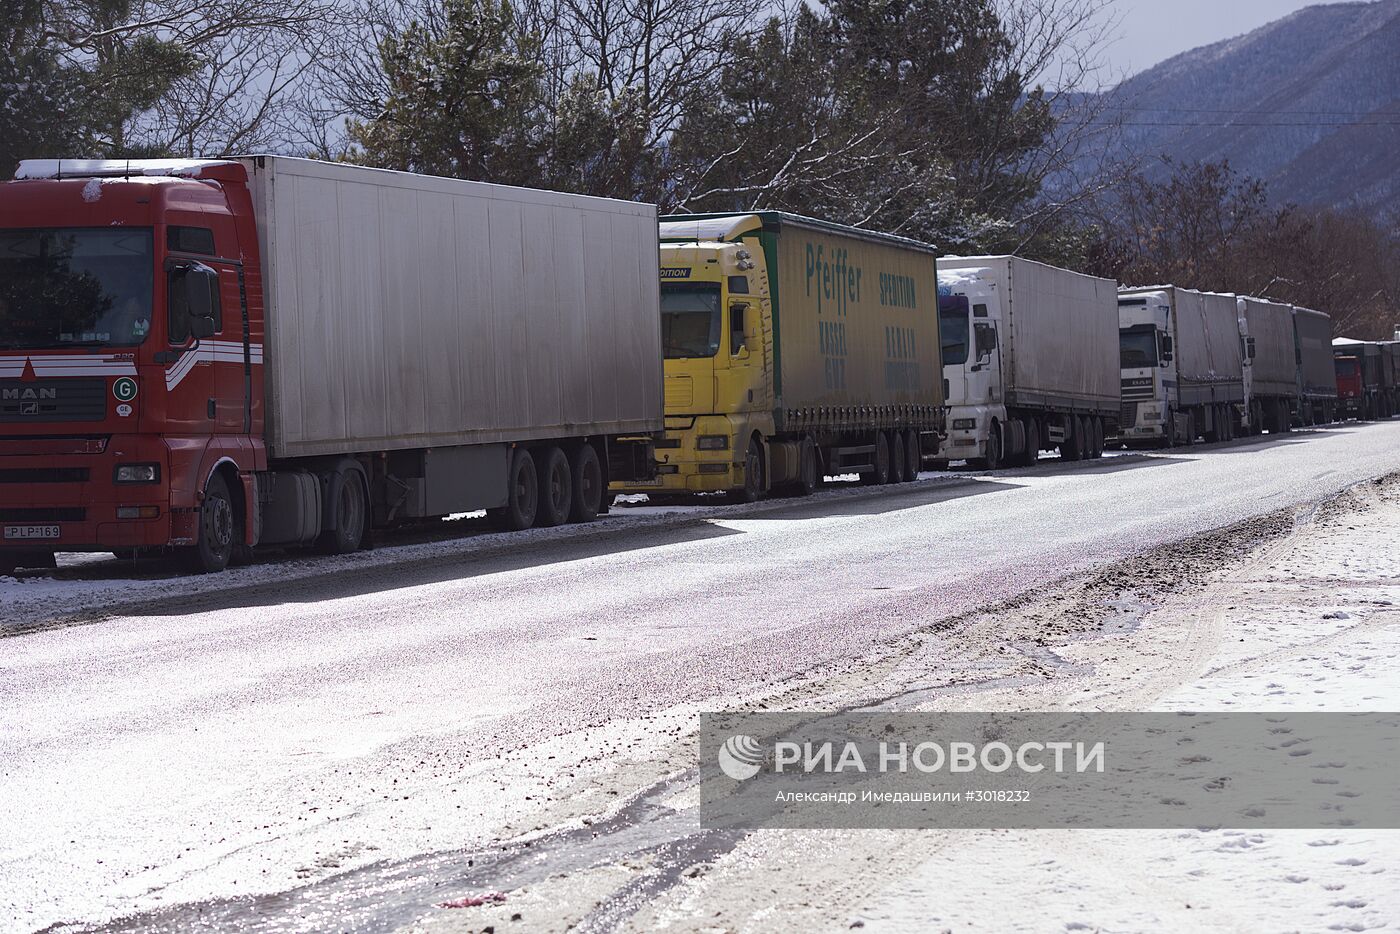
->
0;157;1392;573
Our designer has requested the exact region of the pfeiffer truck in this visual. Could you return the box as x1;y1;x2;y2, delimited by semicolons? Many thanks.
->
937;257;1118;467
614;212;944;500
1117;287;1244;445
1237;297;1300;434
0;156;662;573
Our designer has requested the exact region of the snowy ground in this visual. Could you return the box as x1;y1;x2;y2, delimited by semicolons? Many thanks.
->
3;424;1400;933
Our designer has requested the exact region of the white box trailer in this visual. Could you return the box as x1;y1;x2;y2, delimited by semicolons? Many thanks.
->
1117;287;1243;445
937;256;1118;467
1238;296;1300;433
238;156;662;458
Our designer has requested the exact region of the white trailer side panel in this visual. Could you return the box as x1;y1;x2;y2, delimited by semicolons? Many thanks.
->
1239;297;1297;397
238;157;662;459
940;256;1118;411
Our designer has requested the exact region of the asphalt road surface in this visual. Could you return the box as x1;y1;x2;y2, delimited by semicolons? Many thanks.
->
3;421;1399;932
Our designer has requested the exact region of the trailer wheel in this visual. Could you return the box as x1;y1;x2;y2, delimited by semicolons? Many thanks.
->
534;446;573;528
889;432;907;483
1091;417;1105;459
489;448;539;531
185;471;237;573
863;431;892;484
904;430;920;480
1061;418;1081;461
568;444;603;523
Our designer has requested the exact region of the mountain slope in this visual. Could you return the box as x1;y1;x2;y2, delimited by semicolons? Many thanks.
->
1096;0;1400;216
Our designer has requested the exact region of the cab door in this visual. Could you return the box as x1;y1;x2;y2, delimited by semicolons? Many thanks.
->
968;300;1002;404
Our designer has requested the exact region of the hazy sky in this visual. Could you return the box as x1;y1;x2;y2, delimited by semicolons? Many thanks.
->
1094;0;1326;81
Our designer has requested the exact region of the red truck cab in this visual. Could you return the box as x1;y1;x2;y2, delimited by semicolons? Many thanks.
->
0;159;265;573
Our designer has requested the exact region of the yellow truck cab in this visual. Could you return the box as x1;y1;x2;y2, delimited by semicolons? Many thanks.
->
616;212;944;502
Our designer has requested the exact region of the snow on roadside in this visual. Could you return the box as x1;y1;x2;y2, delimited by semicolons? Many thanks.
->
852;480;1400;934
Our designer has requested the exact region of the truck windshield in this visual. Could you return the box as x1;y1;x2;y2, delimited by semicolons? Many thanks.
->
1120;327;1159;367
939;301;969;366
0;228;154;349
1336;359;1358;377
661;284;721;359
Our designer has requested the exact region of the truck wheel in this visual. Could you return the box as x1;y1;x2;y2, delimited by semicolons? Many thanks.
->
536;446;573;527
732;438;764;503
971;423;1002;470
864;432;891;484
185;472;237;573
1020;419;1039;467
889;432;907;483
1091;417;1104;458
568;444;603;523
904;429;921;480
316;463;368;555
489;448;539;531
796;438;820;495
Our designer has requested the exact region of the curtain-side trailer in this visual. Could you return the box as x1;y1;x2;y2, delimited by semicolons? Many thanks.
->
614;212;944;500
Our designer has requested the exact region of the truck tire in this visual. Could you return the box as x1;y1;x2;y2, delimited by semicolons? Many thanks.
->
489;448;539;531
889;432;907;483
863;432;891;485
536;445;573;528
904;429;920;480
971;423;1002;470
185;472;237;573
733;438;764;503
1091;416;1104;459
1020;418;1040;467
316;463;368;555
568;444;603;523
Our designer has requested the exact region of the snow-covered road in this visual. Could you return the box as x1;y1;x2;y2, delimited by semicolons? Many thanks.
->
3;421;1399;932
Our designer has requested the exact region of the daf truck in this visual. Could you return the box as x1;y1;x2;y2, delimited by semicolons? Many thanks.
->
1117;287;1243;446
613;213;944;500
937;257;1118;467
0;156;662;573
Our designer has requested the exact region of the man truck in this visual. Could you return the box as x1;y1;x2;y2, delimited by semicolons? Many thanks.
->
0;156;662;573
936;257;1119;467
614;212;944;501
1117;286;1243;446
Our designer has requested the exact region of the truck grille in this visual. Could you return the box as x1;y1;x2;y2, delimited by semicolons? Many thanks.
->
1120;377;1155;402
0;507;86;522
1121;402;1138;426
0;467;90;483
0;379;108;422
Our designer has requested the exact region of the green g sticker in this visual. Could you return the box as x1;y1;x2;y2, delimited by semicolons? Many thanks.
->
113;377;138;402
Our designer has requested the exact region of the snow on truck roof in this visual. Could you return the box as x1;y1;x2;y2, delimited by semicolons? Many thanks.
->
14;158;242;181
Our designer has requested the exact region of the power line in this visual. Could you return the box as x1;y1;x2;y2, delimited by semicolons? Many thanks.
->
1088;120;1400;128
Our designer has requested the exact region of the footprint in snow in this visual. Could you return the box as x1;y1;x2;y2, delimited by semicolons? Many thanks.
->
1308;839;1343;847
1284;874;1309;883
1335;857;1368;866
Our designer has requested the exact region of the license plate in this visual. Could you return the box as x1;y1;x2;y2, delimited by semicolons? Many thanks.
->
4;525;60;540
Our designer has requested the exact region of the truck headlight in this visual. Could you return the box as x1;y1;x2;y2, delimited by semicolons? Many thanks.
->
696;435;729;450
952;418;977;430
114;463;160;483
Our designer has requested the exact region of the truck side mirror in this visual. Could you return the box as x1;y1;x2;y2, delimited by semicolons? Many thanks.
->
169;263;219;343
1247;337;1257;360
